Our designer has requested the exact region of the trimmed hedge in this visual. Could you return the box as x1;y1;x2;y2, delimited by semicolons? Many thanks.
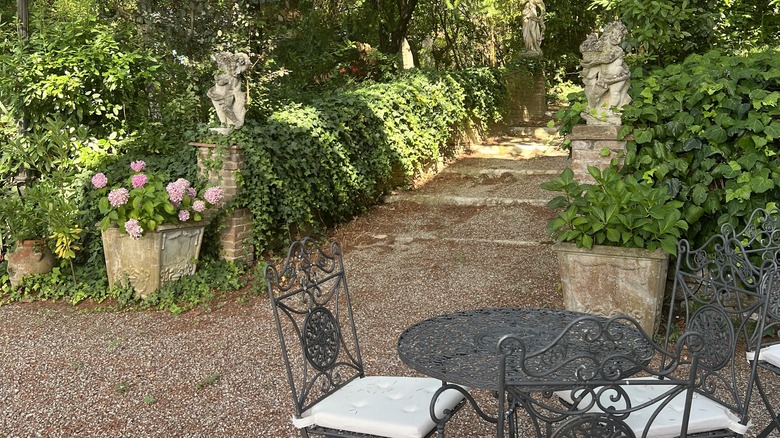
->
209;68;505;251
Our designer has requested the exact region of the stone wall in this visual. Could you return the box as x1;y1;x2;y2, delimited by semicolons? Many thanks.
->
191;142;253;262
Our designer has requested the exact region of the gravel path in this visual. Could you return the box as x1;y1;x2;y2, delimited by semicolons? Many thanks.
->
1;141;778;437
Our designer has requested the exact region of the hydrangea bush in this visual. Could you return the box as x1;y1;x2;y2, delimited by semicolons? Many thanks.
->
94;160;224;238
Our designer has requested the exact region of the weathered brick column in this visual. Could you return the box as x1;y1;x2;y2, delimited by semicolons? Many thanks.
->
567;125;629;183
191;142;253;262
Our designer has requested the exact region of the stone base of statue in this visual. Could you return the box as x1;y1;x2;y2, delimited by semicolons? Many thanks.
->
567;124;629;183
581;109;622;126
209;127;234;136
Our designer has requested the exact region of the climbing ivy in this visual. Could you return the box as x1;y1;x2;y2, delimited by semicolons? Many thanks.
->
619;48;780;246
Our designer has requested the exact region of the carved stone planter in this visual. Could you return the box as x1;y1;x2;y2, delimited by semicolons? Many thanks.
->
553;242;669;334
102;223;206;298
7;240;55;286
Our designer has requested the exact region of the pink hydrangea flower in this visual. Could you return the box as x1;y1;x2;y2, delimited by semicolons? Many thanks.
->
131;174;148;189
192;200;206;213
92;172;108;189
130;160;146;172
166;182;186;204
187;187;197;198
124;219;143;239
203;187;224;205
178;210;190;222
108;188;130;207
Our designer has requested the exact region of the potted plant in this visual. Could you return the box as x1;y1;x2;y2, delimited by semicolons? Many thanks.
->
541;163;688;334
0;183;56;286
92;160;224;297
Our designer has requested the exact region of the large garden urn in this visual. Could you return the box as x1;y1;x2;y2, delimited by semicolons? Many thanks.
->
101;222;206;298
7;240;55;286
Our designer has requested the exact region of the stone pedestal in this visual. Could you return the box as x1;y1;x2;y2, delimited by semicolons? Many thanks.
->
504;69;547;124
191;142;253;262
568;125;629;183
553;242;669;335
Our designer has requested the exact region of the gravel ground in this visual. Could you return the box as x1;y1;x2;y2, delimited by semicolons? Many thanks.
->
1;144;779;437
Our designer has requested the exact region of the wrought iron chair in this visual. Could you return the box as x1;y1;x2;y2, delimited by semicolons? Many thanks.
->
496;228;776;437
496;314;706;437
718;207;780;437
267;238;466;438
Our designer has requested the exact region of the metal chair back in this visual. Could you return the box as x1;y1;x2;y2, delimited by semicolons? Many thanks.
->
661;229;777;433
496;314;702;437
267;238;364;418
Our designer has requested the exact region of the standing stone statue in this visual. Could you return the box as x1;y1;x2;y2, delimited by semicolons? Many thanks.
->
579;21;631;125
208;52;251;135
521;0;545;57
400;38;415;69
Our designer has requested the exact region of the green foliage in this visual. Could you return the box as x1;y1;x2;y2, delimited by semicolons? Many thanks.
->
620;48;780;246
591;0;717;66
591;0;779;67
0;257;246;313
0;187;50;244
206;68;503;251
542;165;688;255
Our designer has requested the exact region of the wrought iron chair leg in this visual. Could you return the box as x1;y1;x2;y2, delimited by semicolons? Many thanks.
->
756;374;780;438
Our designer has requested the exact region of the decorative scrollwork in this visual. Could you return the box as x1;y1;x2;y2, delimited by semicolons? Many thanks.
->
551;415;636;438
687;306;733;371
303;306;340;371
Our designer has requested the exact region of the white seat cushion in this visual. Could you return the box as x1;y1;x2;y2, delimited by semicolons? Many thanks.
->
290;376;465;438
749;343;780;367
556;378;749;438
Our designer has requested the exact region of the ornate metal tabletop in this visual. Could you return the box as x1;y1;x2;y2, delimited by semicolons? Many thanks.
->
397;307;651;392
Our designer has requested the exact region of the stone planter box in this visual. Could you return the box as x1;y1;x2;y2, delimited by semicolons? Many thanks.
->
553;242;669;335
102;223;206;298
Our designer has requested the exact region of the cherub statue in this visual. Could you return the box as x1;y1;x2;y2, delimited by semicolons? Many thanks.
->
207;52;251;135
579;21;631;125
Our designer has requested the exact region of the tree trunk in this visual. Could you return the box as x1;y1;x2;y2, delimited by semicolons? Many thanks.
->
371;0;419;55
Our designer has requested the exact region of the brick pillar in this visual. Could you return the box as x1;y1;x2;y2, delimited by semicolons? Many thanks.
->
191;142;253;262
567;125;630;183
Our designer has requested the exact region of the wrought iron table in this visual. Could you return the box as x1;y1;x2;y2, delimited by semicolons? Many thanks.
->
397;307;653;436
397;307;651;392
398;308;650;390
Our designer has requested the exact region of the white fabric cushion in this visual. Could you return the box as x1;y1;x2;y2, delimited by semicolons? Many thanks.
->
556;378;749;438
748;343;780;367
290;376;465;438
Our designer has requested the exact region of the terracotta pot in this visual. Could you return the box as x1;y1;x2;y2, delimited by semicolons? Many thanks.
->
102;223;206;298
7;240;55;286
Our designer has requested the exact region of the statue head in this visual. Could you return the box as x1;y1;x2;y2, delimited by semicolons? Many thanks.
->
602;21;628;45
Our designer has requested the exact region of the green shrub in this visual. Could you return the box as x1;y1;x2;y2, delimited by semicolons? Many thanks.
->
619;48;780;246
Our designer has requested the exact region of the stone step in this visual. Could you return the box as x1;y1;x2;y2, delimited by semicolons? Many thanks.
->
504;126;560;141
385;193;550;207
347;200;554;244
356;233;547;247
442;167;562;178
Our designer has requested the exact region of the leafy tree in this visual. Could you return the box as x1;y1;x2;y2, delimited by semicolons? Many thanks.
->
590;0;779;66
